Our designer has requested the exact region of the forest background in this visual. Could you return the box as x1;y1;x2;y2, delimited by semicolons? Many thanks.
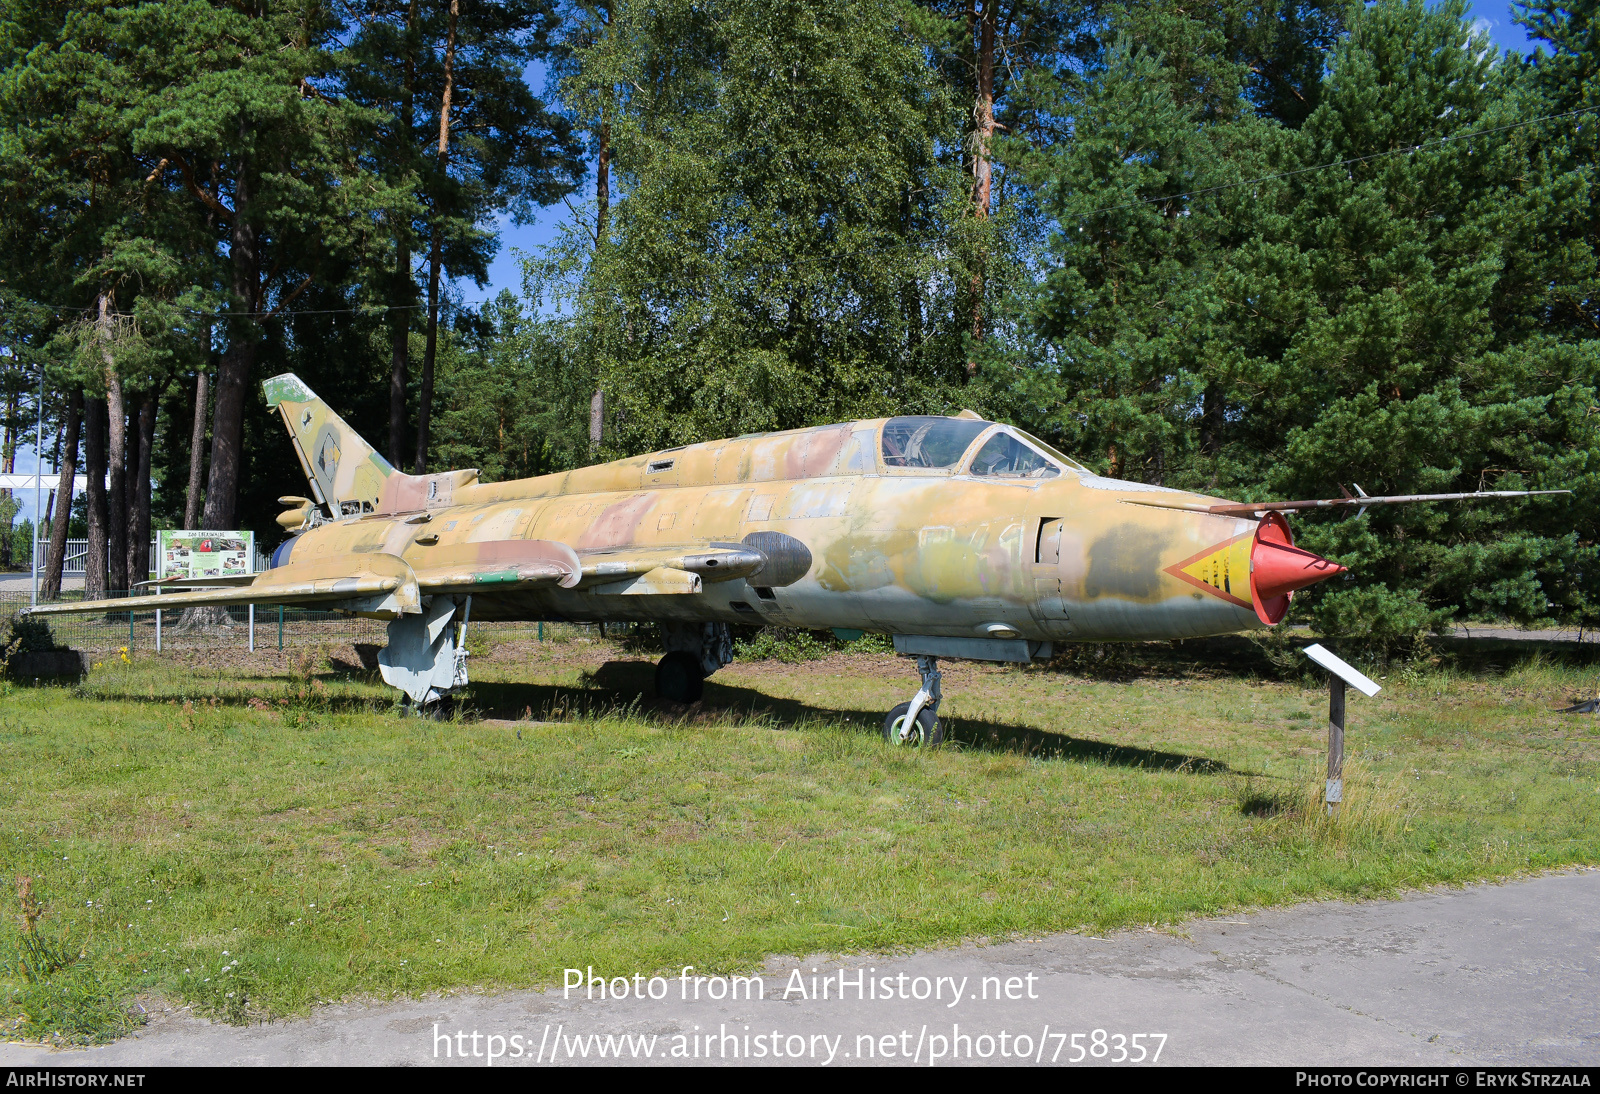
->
1;0;1597;645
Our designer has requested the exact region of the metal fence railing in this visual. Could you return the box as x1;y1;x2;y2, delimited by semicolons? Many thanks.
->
1;590;390;653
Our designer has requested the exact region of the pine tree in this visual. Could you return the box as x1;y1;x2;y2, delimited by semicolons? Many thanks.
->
430;291;595;482
0;0;410;534
0;0;215;583
915;0;1096;377
1005;28;1286;485
1514;0;1600;345
1009;0;1597;639
344;0;583;471
552;0;965;454
1255;0;1600;637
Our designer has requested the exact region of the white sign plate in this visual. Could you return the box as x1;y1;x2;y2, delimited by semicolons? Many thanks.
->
1302;643;1381;697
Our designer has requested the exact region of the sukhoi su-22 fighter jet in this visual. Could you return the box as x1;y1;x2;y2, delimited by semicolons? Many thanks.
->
26;374;1565;745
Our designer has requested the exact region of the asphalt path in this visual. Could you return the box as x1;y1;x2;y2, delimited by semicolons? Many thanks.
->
3;870;1595;1067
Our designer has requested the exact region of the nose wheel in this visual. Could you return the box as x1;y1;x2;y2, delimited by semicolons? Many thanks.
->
883;655;943;747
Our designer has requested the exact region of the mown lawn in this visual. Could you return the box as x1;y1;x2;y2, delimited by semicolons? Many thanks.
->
2;629;1597;1044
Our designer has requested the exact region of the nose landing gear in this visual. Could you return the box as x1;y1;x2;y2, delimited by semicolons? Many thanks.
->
883;655;943;747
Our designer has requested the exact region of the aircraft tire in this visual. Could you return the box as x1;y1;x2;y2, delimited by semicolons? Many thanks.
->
656;651;705;704
882;702;941;747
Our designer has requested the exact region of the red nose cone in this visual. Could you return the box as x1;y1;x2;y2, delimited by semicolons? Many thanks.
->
1253;539;1347;600
1249;512;1347;625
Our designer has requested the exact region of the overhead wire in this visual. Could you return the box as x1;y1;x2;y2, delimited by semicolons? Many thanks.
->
6;301;434;320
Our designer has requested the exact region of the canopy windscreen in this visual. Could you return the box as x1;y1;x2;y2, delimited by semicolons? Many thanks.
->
968;432;1061;478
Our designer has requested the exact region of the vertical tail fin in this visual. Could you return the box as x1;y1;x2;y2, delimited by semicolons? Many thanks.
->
263;373;394;518
262;373;479;517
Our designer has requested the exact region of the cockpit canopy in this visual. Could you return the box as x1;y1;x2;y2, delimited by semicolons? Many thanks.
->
879;416;1081;478
880;417;989;469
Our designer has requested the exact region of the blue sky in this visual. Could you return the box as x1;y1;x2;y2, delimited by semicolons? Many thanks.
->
1466;0;1536;53
1;2;1551;528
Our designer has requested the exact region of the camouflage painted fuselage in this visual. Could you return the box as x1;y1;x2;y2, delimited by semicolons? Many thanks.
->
275;416;1264;642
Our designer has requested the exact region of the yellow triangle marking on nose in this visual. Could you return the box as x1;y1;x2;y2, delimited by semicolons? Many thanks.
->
1165;531;1255;609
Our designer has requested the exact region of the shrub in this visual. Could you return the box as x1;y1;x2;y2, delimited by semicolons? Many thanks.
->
1;613;64;670
735;627;836;663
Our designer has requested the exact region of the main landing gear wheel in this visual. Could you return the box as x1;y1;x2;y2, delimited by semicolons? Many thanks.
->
883;702;942;747
655;650;705;703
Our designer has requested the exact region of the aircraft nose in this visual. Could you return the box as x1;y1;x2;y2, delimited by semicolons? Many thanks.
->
1252;536;1346;600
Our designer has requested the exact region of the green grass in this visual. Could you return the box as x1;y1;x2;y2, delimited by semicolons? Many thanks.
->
2;632;1598;1044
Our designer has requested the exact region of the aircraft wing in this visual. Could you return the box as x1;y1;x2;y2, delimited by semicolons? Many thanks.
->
25;539;777;618
405;540;773;596
24;553;423;618
410;539;582;594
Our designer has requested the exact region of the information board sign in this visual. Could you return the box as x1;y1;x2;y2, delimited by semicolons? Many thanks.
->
157;530;255;581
